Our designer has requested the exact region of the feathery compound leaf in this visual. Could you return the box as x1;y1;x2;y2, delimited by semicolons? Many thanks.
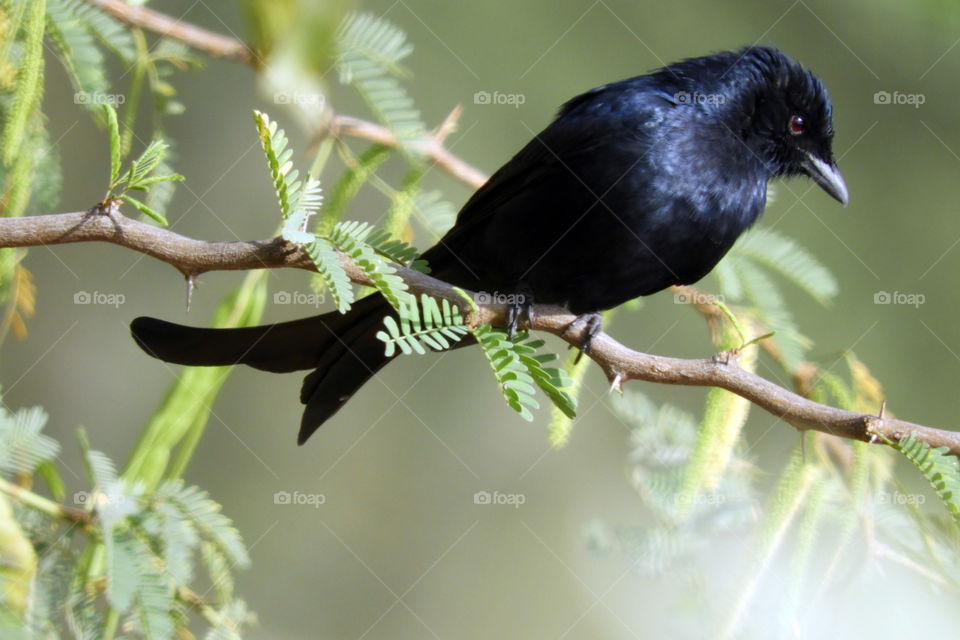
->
376;294;467;356
414;189;457;237
105;527;139;613
316;144;392;235
512;336;577;419
45;0;109;106
471;325;540;421
107;135;182;225
2;0;44;167
733;259;809;370
106;528;176;639
120;194;168;226
127;139;168;186
365;227;421;265
144;155;179;222
328;221;412;310
732;228;838;304
253;110;323;221
158;480;250;568
336;12;425;154
0;405;58;476
64;0;135;63
895;433;960;527
282;210;354;313
103;103;120;183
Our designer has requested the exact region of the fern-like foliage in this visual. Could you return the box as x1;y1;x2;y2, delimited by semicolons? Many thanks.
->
365;227;420;266
155;480;250;568
469;327;576;422
894;432;960;526
733;228;838;303
282;210;354;313
253;110;322;221
472;325;540;421
328;220;413;310
512;336;577;420
102;105;184;226
2;0;44;168
711;226;839;370
336;12;426;154
45;0;134;115
0;405;58;477
414;189;457;237
376;293;467;356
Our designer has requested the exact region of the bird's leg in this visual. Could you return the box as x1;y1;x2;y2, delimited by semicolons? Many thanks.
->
562;312;603;364
506;284;535;340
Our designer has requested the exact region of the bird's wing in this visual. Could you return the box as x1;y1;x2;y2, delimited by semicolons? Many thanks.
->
436;84;676;242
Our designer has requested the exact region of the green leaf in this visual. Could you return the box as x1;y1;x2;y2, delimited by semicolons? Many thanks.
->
732;228;838;304
315;144;391;236
365;228;421;266
120;194;168;226
282;210;354;313
471;326;540;421
0;405;58;477
157;480;250;568
513;335;577;420
103;103;120;183
45;0;109;112
328;220;412;310
131;139;166;179
2;0;45;167
336;12;425;155
894;432;960;527
254;110;323;221
375;294;467;356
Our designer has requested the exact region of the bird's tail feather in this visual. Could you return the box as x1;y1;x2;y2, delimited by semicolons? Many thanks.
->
131;294;398;443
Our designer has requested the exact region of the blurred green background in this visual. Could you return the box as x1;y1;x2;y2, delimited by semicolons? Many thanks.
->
9;0;960;636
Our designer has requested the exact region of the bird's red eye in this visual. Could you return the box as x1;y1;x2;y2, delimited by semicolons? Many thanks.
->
789;115;805;136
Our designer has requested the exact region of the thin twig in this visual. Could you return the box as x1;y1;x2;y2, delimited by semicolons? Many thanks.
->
86;0;255;64
0;476;92;528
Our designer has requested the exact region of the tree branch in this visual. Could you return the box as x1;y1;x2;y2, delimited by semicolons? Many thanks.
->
86;0;255;64
83;0;488;191
2;210;958;456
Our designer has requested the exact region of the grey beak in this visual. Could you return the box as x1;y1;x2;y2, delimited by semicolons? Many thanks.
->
801;151;849;207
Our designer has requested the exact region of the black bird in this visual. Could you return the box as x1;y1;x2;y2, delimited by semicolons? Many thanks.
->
131;46;848;444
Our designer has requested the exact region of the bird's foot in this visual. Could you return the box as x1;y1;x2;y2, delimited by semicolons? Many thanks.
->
562;312;603;364
506;286;535;340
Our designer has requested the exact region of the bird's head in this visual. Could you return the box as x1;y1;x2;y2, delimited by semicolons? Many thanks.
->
728;46;848;206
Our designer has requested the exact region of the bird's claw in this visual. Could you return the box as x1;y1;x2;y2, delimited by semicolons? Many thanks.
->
562;312;602;364
506;291;535;340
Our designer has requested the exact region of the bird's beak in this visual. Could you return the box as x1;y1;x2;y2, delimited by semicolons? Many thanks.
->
801;151;849;207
